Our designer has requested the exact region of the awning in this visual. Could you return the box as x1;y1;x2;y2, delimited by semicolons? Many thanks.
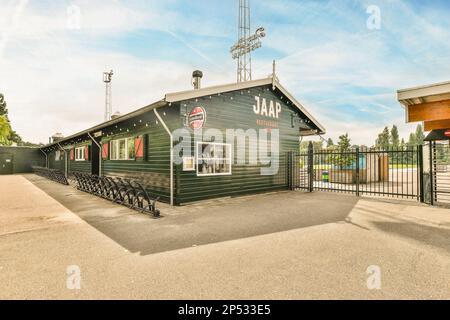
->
424;129;450;141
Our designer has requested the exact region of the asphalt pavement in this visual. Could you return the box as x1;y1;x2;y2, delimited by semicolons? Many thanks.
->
0;174;449;299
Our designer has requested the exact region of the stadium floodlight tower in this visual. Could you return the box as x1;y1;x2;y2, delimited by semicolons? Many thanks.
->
103;70;114;122
230;0;266;83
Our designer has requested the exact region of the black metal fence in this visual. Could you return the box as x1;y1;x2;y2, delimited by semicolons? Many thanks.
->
426;141;450;206
288;144;422;201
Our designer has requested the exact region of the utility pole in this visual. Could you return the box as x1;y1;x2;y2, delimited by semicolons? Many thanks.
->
103;70;113;122
230;0;266;83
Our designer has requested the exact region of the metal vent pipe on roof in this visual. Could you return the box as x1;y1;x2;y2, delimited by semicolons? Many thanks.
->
192;70;203;90
111;111;122;120
51;132;64;143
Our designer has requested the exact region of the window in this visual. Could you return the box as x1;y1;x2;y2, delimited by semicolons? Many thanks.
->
183;156;195;171
110;138;135;160
75;147;85;161
55;150;61;161
196;142;232;176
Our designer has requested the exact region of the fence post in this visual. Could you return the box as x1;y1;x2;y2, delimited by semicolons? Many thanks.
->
429;141;434;206
418;145;424;203
308;142;314;192
287;151;293;190
355;147;360;196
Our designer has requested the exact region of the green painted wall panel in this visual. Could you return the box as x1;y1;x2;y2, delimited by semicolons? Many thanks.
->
100;105;177;203
48;150;66;172
0;147;45;174
67;142;92;174
175;85;305;204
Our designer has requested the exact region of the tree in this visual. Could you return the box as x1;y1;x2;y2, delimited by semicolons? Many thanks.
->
408;132;416;146
337;133;351;152
0;93;8;117
415;124;424;145
330;133;353;167
300;140;323;152
0;115;12;145
376;126;390;149
0;93;28;145
8;130;23;145
390;125;400;148
326;138;334;148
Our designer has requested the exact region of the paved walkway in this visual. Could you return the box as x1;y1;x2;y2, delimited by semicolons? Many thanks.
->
0;174;449;299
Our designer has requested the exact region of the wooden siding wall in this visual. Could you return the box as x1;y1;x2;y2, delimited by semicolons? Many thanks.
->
40;85;315;205
175;85;303;204
0;147;46;174
68;142;92;174
48;149;66;172
100;105;176;203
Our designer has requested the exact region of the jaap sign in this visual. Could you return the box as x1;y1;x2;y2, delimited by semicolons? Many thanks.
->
253;96;282;119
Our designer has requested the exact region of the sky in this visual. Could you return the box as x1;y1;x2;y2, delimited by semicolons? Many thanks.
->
0;0;449;145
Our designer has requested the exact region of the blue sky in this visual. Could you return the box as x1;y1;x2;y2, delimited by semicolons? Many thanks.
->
1;0;449;144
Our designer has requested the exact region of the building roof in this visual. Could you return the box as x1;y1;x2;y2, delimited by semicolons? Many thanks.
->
397;80;450;107
424;129;450;141
42;76;325;150
41;100;166;150
165;76;326;134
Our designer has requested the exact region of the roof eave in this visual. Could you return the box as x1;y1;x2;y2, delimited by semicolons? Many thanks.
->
397;80;450;106
164;78;273;103
165;77;326;135
41;100;167;150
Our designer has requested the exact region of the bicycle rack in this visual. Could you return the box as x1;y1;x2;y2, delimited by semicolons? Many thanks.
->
32;166;69;185
71;172;161;218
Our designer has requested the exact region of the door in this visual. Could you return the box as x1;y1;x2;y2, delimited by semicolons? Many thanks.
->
91;142;100;176
0;153;13;175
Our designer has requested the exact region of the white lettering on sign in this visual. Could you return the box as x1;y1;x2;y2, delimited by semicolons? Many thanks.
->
254;96;281;119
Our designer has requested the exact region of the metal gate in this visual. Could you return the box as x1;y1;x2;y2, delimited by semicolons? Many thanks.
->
428;141;450;206
288;144;422;201
0;153;14;175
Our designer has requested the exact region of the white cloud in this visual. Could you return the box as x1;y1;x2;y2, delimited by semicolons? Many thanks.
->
0;0;235;143
0;0;449;146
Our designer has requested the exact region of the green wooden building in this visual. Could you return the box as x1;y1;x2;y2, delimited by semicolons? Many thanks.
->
41;75;325;205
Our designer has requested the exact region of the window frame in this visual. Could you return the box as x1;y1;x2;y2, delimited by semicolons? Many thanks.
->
196;142;232;177
55;150;61;161
75;147;85;162
109;137;136;161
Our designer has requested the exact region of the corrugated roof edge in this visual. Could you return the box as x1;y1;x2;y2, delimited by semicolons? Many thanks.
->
165;76;326;134
41;100;166;149
42;76;326;150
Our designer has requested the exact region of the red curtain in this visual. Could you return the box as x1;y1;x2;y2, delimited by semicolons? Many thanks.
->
135;136;144;159
84;145;89;161
102;143;109;160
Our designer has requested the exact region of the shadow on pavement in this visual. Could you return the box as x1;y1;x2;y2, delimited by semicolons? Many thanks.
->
25;175;359;256
371;220;450;254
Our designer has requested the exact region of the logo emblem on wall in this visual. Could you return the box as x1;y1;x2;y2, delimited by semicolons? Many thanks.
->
188;106;206;129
